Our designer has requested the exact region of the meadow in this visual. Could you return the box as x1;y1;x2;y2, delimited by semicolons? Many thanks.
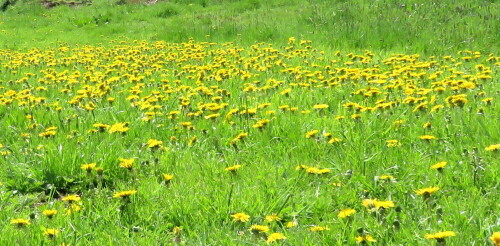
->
0;0;499;245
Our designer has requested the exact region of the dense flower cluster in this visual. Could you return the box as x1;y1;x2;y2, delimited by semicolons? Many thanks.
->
0;39;497;244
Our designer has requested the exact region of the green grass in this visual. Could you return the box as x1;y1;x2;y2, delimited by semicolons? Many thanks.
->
0;0;499;245
0;0;499;54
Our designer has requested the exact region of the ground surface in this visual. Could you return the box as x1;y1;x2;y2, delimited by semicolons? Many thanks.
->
0;0;499;245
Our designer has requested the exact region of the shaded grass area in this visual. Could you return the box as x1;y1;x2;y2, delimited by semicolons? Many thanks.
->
0;0;498;54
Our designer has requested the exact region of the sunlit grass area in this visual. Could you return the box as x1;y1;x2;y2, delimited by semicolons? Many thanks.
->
0;0;499;245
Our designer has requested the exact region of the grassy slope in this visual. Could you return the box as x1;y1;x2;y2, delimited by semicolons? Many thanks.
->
0;40;496;245
0;0;499;54
0;0;499;245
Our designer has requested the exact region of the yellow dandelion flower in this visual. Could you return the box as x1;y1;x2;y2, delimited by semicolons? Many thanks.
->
253;119;270;129
295;164;309;170
39;130;57;137
316;168;330;174
312;104;329;110
482;97;493;104
309;225;330;232
304;166;317;173
119;158;135;169
285;221;298;228
305;167;330;175
230;139;240;146
234;132;248;140
172;226;182;235
113;190;137;198
305;130;319;139
10;219;30;228
231;212;250;222
265;214;282;222
61;194;81;203
416;187;440;196
490;232;500;246
266;232;286;243
44;228;59;239
446;94;468;107
162;174;174;183
278;105;290;110
88;129;98;134
249;225;270;234
169;111;181;117
374;200;395;209
485;144;500;151
80;163;96;172
338;209;356;219
419;135;436;141
109;122;129;134
425;231;456;240
43;209;58;219
378;175;395;181
179;122;192;128
356;235;376;243
430;105;444;112
280;88;292;96
413;102;428;112
204;113;220;120
362;199;395;211
386;139;401;147
328;137;342;144
147;139;163;148
351;114;362;119
188;136;198;146
431;161;447;170
65;204;82;215
225;164;242;172
95;167;104;175
393;120;405;126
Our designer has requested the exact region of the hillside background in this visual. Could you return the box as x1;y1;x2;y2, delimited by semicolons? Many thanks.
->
0;0;498;53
